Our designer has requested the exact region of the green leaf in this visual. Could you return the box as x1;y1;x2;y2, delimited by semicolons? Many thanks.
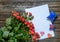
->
6;18;11;25
15;33;23;39
14;39;17;42
9;37;17;42
0;39;5;42
8;39;14;42
14;27;19;32
9;32;14;37
18;23;22;28
3;31;9;38
1;27;8;31
7;26;12;30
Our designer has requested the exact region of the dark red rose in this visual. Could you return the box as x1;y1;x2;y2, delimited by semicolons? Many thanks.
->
29;22;34;28
35;32;40;38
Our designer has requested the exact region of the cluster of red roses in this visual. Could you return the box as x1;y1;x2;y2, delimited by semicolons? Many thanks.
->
12;11;40;42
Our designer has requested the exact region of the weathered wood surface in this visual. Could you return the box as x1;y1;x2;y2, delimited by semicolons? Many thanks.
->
0;0;60;42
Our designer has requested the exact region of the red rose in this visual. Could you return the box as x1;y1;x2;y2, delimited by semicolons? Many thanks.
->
16;12;19;15
31;25;34;29
13;14;17;17
21;18;25;22
19;16;23;20
16;16;20;19
29;22;34;29
30;30;35;35
29;27;33;30
35;32;40;38
24;21;29;25
14;12;19;15
29;22;33;26
29;27;35;31
27;24;30;28
32;36;37;42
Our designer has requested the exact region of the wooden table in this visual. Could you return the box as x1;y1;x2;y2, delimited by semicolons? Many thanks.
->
0;0;60;42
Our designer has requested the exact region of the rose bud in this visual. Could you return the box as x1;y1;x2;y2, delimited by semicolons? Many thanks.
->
48;33;52;38
30;30;35;35
29;22;34;28
21;18;25;22
27;24;30;28
28;27;33;30
13;14;17;17
32;36;37;42
29;22;33;25
14;12;19;15
16;16;20;19
35;32;40;38
29;12;32;16
24;21;29;25
19;16;23;20
32;16;34;19
12;11;19;15
29;27;35;31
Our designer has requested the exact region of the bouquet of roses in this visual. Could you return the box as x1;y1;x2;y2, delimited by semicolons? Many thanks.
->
0;11;40;42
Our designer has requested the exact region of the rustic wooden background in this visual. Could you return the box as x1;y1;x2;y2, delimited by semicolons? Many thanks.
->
0;0;60;42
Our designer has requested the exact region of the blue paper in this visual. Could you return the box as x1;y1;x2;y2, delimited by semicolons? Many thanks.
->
47;10;57;22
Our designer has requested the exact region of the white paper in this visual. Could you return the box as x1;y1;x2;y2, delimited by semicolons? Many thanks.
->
25;4;55;40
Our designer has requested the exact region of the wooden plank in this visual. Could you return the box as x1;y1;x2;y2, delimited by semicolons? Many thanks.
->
0;2;60;9
54;24;60;29
0;21;5;24
56;16;60;21
0;0;60;3
55;12;60;16
54;21;60;24
0;6;60;12
54;39;60;42
0;2;60;7
0;24;5;27
49;8;60;12
55;29;60;32
0;15;10;18
0;18;8;21
26;0;60;2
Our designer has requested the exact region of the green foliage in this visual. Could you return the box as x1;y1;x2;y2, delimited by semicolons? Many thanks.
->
3;31;9;38
0;12;33;42
6;18;11;26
